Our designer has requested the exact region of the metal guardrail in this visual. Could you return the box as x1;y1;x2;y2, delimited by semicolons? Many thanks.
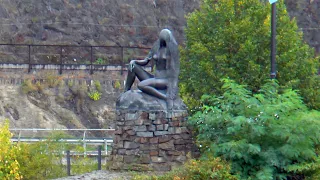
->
10;128;115;155
0;43;151;74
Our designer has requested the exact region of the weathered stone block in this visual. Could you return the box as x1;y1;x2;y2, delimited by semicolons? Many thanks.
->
140;112;149;120
149;113;156;120
151;156;166;163
147;125;156;131
135;119;144;125
117;121;125;125
114;155;124;162
175;145;186;151
137;132;153;137
143;120;152;125
156;124;164;130
174;139;189;145
140;154;151;164
110;162;124;170
152;164;171;171
155;131;170;136
172;135;182;139
181;133;191;140
124;141;140;149
125;121;135;126
150;150;159;156
153;119;162;125
123;126;132;130
124;155;137;163
125;149;140;155
140;137;149;144
158;150;167;157
125;113;139;121
127;129;136;136
164;124;169;130
114;129;123;135
169;121;180;127
150;137;159;144
118;149;126;155
116;141;124;148
158;135;171;143
134;125;147;132
168;127;175;134
140;144;158;151
159;140;175;150
167;150;185;156
174;155;187;163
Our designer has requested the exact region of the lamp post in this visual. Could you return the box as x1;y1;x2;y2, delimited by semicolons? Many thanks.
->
269;0;277;79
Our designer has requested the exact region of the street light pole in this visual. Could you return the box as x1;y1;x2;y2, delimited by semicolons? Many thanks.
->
270;1;277;79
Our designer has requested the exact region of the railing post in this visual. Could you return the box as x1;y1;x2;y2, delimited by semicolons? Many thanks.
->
83;130;87;157
121;47;124;75
97;145;102;170
18;130;21;143
66;150;71;176
59;46;63;75
104;139;108;155
28;45;31;73
90;46;93;75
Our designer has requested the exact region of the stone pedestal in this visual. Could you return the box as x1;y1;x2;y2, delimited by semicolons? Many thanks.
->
110;90;198;171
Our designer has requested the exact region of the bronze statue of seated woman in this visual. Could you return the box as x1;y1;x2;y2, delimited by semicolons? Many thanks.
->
124;29;180;110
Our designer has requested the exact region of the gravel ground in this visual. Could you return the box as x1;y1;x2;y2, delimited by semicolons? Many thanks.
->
54;170;133;180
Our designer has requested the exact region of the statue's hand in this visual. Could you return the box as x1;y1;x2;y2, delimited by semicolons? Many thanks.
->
128;60;136;72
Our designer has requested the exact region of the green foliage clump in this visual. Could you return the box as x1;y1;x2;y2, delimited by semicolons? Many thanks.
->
114;80;122;90
94;57;105;65
45;72;63;88
17;140;66;179
94;80;102;92
180;0;320;110
132;156;237;180
189;79;320;179
88;91;101;101
0;120;22;180
16;132;102;179
21;79;44;94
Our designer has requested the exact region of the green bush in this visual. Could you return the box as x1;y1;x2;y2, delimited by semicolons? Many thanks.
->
88;90;102;101
132;156;238;180
16;132;103;179
189;79;320;179
180;0;320;110
17;142;66;180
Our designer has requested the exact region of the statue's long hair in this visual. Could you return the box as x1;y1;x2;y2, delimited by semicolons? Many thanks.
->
148;29;180;79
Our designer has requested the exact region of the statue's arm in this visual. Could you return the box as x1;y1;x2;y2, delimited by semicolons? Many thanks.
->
130;51;153;66
132;58;150;66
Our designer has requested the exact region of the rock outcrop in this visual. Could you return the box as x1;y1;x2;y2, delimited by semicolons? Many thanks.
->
116;90;187;111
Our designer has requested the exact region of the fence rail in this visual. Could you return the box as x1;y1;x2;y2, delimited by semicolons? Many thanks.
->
10;128;115;155
0;43;151;74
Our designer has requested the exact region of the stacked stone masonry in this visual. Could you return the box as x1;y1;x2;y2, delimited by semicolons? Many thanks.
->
110;110;198;171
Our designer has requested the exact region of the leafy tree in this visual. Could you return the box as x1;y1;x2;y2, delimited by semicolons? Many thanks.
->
189;79;320;179
180;0;320;110
0;120;22;179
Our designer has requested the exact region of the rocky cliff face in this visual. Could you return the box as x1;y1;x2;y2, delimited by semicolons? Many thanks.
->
285;0;320;55
0;0;199;47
